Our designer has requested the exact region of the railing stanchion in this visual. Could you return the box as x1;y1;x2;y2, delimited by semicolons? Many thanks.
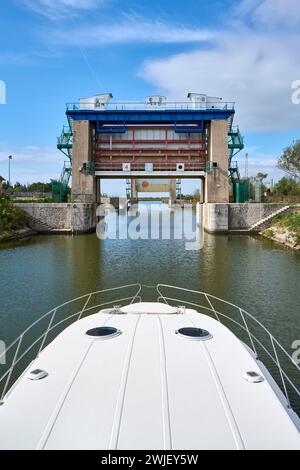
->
270;335;291;409
1;334;24;402
38;309;57;355
130;284;142;304
239;308;258;358
205;294;220;322
78;294;92;321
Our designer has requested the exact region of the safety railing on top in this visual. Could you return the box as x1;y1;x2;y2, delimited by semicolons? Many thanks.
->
156;284;300;415
0;284;142;403
66;101;235;112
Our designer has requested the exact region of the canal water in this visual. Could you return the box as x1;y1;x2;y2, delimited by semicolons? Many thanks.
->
0;203;299;409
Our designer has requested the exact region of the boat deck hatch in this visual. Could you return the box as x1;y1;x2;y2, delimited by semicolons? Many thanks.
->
176;327;213;341
85;326;121;339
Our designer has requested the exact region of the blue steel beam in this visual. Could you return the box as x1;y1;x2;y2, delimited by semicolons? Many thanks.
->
66;108;234;124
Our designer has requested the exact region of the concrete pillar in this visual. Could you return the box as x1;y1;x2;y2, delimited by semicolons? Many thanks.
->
96;178;101;204
169;179;177;201
131;179;138;200
205;120;229;203
204;203;229;232
72;120;96;203
199;178;205;203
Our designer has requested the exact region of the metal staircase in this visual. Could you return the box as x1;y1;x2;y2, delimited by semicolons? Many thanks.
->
57;125;73;159
60;161;72;186
228;115;244;182
55;120;73;202
176;179;182;199
126;179;132;200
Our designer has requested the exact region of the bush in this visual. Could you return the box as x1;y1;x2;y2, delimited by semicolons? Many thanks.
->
273;177;300;197
0;194;29;231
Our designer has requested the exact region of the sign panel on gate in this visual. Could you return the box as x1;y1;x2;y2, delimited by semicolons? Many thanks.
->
136;179;172;193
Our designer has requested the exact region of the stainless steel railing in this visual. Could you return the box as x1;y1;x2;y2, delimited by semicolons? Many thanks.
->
0;284;142;403
0;283;299;416
66;101;235;112
156;284;300;413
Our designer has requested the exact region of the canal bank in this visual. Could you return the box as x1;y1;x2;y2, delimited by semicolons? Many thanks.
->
0;227;36;243
14;202;96;233
260;210;300;251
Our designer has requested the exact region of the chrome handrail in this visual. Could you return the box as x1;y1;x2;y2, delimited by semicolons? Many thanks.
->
0;284;142;403
156;284;300;413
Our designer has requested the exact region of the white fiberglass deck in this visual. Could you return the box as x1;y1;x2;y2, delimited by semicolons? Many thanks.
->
0;302;299;450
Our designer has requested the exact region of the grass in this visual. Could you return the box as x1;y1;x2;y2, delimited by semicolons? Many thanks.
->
271;210;300;232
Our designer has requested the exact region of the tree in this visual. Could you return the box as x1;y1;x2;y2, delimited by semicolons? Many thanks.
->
13;182;26;192
27;182;52;193
273;177;300;196
278;140;300;180
256;172;268;182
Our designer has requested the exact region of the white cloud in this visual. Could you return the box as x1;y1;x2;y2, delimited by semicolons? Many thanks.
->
49;18;216;46
241;145;284;180
237;0;300;28
139;27;300;132
136;1;300;132
21;0;102;19
0;146;63;184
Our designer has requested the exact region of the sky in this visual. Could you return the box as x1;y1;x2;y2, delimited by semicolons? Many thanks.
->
0;0;299;195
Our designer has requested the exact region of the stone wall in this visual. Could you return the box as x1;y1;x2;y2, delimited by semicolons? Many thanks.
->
228;204;288;230
203;203;289;232
204;203;228;232
15;203;96;233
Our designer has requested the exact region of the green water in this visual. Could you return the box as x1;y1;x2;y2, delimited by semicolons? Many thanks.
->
0;204;299;409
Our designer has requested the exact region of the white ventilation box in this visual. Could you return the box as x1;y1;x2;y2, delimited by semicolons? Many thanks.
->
146;95;166;107
80;93;113;110
206;96;223;109
187;93;222;110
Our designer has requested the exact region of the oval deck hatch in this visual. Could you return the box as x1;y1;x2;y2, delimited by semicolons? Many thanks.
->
176;327;213;341
85;326;121;339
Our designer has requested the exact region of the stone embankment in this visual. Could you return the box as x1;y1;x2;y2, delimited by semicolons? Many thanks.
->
0;227;36;244
261;226;300;251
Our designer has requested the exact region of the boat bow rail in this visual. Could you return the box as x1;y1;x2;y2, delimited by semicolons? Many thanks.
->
156;284;300;415
0;284;299;418
0;284;142;404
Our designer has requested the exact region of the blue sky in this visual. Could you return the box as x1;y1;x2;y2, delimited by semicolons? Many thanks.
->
0;0;299;195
